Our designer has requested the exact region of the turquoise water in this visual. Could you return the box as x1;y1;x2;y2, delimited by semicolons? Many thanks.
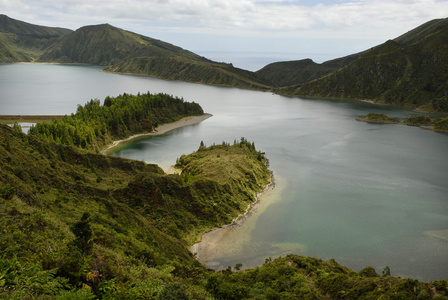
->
1;63;447;281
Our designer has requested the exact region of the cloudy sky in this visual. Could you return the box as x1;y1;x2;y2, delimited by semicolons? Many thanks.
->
2;0;448;70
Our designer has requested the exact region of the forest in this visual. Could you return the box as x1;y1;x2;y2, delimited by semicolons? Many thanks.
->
29;92;204;151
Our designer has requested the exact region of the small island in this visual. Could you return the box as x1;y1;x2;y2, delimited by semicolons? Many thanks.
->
358;112;448;132
358;112;400;123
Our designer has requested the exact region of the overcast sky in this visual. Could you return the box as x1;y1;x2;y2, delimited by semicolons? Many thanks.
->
2;0;448;70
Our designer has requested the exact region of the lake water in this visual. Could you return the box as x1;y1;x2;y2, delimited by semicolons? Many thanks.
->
1;63;447;281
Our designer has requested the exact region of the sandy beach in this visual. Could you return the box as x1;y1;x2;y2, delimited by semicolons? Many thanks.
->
190;171;275;266
101;113;212;155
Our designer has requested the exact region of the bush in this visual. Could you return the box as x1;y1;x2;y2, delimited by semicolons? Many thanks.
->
158;282;190;300
0;185;15;200
405;115;432;125
55;288;96;300
359;266;379;278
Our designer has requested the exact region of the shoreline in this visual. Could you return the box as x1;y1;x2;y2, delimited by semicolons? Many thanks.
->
101;114;212;155
190;167;275;264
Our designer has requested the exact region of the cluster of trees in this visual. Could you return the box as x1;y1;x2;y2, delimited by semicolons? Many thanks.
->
29;92;204;151
204;255;448;299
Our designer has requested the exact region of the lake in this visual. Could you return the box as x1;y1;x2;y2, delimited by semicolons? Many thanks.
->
1;63;447;281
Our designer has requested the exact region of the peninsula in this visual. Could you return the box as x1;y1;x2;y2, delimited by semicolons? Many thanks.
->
358;112;448;132
1;104;447;298
101;113;212;155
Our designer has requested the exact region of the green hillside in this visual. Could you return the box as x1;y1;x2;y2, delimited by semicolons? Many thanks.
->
1;123;447;298
0;14;72;62
0;15;269;90
105;56;271;90
38;23;207;65
394;18;448;45
255;54;360;87
276;18;448;112
0;122;271;298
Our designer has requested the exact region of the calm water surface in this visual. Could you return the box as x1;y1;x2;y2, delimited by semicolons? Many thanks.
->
1;63;447;281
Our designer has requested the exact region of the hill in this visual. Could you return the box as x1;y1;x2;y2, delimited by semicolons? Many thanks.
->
0;122;272;298
1;123;447;298
255;54;360;87
104;56;272;90
0;14;72;62
273;18;448;112
0;15;270;90
38;23;207;65
3;15;448;110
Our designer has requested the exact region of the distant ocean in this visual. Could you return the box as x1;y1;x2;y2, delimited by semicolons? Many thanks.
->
195;51;340;72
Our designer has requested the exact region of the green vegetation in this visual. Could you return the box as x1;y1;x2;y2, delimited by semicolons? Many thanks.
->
105;56;271;90
38;23;205;66
359;113;448;132
0;15;269;91
358;113;400;123
0;115;65;125
276;18;448;112
0;14;71;62
29;92;204;151
0;124;271;298
255;55;360;87
206;255;448;299
433;117;448;131
405;115;433;126
1;117;448;298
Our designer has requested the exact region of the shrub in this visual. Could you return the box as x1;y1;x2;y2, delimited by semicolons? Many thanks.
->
0;185;15;200
158;282;190;300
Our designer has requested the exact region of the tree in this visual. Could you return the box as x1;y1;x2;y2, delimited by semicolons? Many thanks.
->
70;212;93;255
12;122;22;134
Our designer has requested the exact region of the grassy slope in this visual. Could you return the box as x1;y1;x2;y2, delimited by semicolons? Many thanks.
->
0;15;270;90
0;14;72;62
104;56;272;90
277;18;448;112
255;54;360;87
0;125;270;298
38;24;207;66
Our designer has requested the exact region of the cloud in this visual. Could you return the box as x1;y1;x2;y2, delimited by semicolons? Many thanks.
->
5;0;448;35
3;0;448;69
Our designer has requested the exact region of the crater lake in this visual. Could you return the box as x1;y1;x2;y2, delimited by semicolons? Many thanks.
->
1;63;447;281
